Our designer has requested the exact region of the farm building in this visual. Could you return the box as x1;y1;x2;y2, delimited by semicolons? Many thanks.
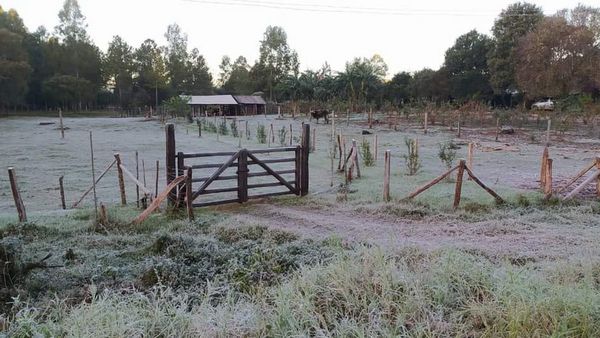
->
187;95;266;116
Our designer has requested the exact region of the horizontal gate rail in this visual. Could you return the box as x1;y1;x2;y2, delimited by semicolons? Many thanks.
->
191;150;241;200
248;157;295;164
190;163;238;169
182;151;238;159
247;152;297;194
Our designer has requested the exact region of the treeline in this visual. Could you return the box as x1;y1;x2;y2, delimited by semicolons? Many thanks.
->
1;1;599;112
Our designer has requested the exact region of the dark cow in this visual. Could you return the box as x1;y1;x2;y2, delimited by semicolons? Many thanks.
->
310;109;330;124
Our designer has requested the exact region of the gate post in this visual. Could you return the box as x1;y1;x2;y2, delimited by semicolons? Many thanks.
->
301;124;310;196
238;149;249;203
295;146;302;195
166;123;176;206
177;151;185;208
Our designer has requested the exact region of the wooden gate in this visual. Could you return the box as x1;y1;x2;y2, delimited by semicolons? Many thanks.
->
165;123;310;208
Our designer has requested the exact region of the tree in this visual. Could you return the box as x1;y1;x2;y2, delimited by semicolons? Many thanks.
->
488;2;544;96
385;72;412;106
184;48;213;94
222;56;253;94
557;5;600;45
0;7;31;110
251;26;299;100
336;55;387;109
105;35;134;108
411;68;450;102
515;17;600;99
134;39;168;108
55;0;88;43
444;30;493;101
218;55;232;87
164;23;189;93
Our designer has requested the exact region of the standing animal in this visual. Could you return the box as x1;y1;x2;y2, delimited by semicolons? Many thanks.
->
310;109;330;124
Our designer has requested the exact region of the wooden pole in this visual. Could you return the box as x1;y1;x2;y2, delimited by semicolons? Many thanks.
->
596;158;600;198
90;131;98;219
540;146;549;189
374;134;378;161
166;123;176;206
544;158;553;199
467;142;474;180
352;139;361;178
312;129;316;153
155;160;159;198
289;124;293;146
556;159;597;194
114;153;126;205
383;150;390;202
238;150;249;203
59;108;65;139
495;118;500;142
424;112;428;134
406;165;460;199
185;168;194;221
59;176;66;210
464;167;504;204
301;124;310;196
564;170;600;200
7;167;27;222
99;203;108;225
135;151;140;208
72;159;117;208
245;120;249;140
270;123;275;143
546;119;552;146
346;110;349;126
369;107;373;129
457;119;462;138
453;160;466;208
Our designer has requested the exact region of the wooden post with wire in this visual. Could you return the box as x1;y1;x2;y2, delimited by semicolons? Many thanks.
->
540;146;549;189
453;159;466;208
136;151;140;208
59;108;65;139
544;158;553;199
185;167;194;221
59;176;66;210
114;153;126;205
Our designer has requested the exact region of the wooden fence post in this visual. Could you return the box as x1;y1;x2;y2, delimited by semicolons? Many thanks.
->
467;143;474;180
59;176;66;210
289;124;293;146
352;139;361;178
383;150;390;202
114;153;127;205
453;160;466;209
596;158;600;198
155;160;159;198
374;134;378;161
424;112;428;134
136;151;140;208
546;119;552;146
544;158;553;199
238;149;249;202
177;151;186;207
59;108;65;139
369;107;373;129
301;124;310;196
166;123;176;206
185;168;194;221
495;118;499;142
295;146;302;195
89;132;98;218
540;146;549;189
8;167;26;222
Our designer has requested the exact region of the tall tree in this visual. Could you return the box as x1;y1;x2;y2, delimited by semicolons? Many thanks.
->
0;6;31;110
386;72;413;106
557;5;600;45
223;56;253;94
218;55;232;87
251;26;299;101
444;30;493;101
164;23;189;93
488;2;544;95
105;35;134;108
184;48;213;94
133;39;168;108
55;0;88;43
515;17;600;98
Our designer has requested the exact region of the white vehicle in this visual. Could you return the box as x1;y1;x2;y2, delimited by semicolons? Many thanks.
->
532;99;554;111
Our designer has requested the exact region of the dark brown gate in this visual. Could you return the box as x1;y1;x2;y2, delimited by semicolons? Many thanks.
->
165;123;310;208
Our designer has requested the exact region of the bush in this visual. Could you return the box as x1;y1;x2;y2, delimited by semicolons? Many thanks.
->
218;119;229;135
403;137;421;175
257;125;267;144
438;141;457;169
230;120;239;138
204;120;217;133
278;126;287;146
360;139;375;167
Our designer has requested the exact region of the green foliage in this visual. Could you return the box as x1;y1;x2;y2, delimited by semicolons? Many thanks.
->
164;95;189;118
218;119;228;135
278;126;287;146
403;137;421;175
360;138;375;167
203;120;217;133
230;120;239;138
438;141;458;169
257;124;267;144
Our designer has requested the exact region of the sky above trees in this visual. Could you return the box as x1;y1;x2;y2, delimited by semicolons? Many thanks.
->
2;0;596;78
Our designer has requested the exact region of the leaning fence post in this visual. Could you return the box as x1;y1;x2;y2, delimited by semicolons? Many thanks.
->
166;123;176;206
238;149;249;202
114;153;127;206
383;150;391;202
301;124;310;196
59;176;66;210
540;146;549;189
8;167;27;222
453;159;466;209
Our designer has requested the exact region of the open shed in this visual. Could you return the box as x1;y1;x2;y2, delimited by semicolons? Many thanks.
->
187;95;266;116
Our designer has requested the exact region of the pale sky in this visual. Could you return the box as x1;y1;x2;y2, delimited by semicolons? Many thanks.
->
2;0;595;79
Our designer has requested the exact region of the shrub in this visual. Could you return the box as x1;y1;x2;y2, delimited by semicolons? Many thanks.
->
230;121;239;138
257;125;267;144
204;120;217;133
218;119;229;135
360;138;375;167
438;141;457;170
403;137;421;175
278;126;287;146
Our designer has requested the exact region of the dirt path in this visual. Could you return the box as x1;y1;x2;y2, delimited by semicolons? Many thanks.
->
223;202;600;262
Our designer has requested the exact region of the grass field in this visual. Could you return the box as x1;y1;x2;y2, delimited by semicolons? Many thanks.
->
2;112;600;336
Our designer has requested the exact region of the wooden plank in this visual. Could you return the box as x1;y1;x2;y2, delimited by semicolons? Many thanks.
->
238;149;248;203
120;164;153;196
192;151;241;200
133;175;186;224
295;146;302;195
555;159;596;193
563;170;600;200
199;187;239;195
8;167;26;222
383;150;390;202
464;167;504;203
59;176;66;210
181;151;237;158
192;198;240;208
190;163;238;169
301;124;310;195
248;157;295;165
136;151;140;208
453;160;466;208
250;147;297;154
406;165;460;199
72;159;117;208
247;152;297;194
114;153;127;206
248;182;287;189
